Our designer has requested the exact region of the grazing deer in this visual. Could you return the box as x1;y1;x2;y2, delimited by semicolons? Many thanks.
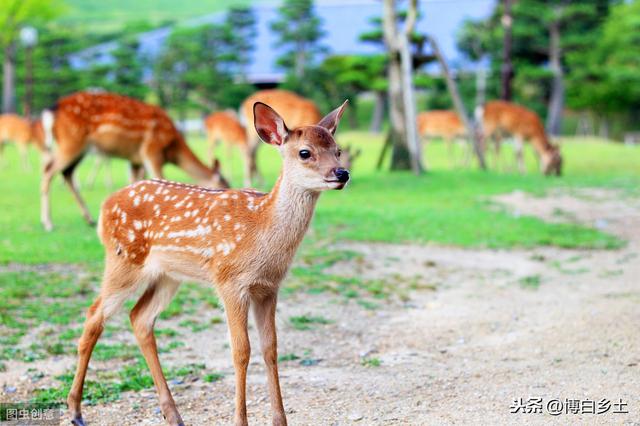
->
66;100;350;426
240;89;322;186
478;100;562;175
417;110;469;165
204;110;248;180
0;113;46;170
40;91;229;231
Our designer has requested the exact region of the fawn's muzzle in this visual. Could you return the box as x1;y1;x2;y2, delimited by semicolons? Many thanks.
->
334;168;350;183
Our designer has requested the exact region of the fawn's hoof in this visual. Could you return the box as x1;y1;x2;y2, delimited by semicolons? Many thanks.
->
71;415;86;426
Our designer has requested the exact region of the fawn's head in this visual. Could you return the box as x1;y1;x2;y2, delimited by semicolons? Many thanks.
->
254;100;350;191
542;145;563;176
206;158;231;189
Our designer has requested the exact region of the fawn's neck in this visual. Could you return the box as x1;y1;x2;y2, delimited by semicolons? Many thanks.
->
260;174;320;255
174;137;214;184
531;133;553;157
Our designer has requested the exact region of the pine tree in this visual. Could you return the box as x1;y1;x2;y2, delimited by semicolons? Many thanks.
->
270;0;327;79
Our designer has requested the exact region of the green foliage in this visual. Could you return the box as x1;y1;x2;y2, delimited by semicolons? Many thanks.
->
0;0;62;49
224;6;257;79
456;0;615;117
153;6;257;111
566;0;640;113
271;0;327;78
106;37;148;99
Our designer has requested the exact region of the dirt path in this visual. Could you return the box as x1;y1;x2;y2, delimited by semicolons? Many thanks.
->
4;189;640;425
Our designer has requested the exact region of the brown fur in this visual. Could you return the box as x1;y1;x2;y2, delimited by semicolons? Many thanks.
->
417;110;465;141
0;114;46;169
67;100;350;426
240;90;322;186
204;111;248;180
40;91;229;231
481;100;562;175
204;111;247;149
417;110;468;164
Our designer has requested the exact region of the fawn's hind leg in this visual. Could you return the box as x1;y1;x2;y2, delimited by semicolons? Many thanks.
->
67;258;142;426
130;276;184;426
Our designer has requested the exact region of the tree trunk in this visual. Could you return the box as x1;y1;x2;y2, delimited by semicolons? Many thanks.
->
387;51;412;170
382;0;421;173
428;35;486;169
547;17;564;136
475;66;487;108
2;43;16;113
370;91;386;133
500;0;514;101
399;34;422;172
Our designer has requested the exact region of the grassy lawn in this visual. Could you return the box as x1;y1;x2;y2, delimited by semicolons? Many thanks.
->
0;133;638;264
0;132;638;406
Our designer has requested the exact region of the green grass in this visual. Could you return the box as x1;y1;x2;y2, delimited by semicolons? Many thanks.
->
289;315;332;331
33;358;212;406
0;133;638;264
519;274;542;290
361;357;381;367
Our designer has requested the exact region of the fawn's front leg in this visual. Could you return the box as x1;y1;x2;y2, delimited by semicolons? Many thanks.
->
252;293;287;426
223;292;251;426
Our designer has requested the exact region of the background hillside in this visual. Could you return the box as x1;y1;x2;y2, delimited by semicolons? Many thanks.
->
58;0;254;31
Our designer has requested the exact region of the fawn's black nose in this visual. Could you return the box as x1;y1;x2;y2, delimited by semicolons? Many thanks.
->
334;168;350;183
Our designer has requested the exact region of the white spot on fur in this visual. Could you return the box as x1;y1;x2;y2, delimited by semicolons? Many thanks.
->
134;196;140;206
134;220;142;230
167;225;212;239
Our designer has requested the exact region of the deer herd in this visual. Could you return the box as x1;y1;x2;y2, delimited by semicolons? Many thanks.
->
1;87;563;425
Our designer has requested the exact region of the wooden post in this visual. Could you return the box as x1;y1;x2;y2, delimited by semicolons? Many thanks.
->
501;0;514;101
427;35;486;170
382;0;423;174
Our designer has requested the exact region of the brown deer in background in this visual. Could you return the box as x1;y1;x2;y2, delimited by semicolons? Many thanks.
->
204;110;248;181
478;100;562;175
417;110;469;165
0;113;46;170
240;89;322;186
66;100;349;426
40;91;229;231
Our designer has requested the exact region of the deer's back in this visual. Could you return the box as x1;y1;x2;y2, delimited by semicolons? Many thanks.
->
0;114;32;143
417;110;464;139
54;92;179;160
242;90;322;131
98;179;285;287
484;100;547;143
205;112;247;146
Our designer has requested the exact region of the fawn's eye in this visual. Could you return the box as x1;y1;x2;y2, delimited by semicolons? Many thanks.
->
299;149;311;159
337;150;342;158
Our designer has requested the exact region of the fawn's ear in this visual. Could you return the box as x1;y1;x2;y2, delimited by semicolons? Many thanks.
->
318;100;348;135
254;102;289;146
